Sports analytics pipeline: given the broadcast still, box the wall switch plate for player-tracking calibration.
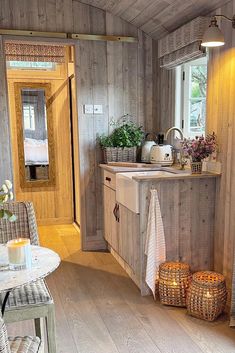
[94,105,103,114]
[84,104,93,114]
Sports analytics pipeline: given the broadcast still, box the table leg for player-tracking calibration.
[1,291,10,316]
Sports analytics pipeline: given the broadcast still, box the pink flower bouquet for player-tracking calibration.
[182,133,217,162]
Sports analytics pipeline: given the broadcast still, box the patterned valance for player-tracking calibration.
[5,43,65,63]
[158,17,210,69]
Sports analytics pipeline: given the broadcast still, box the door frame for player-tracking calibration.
[1,35,84,245]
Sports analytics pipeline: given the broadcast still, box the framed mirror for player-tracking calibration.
[14,82,55,188]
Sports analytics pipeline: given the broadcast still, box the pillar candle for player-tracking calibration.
[7,238,31,270]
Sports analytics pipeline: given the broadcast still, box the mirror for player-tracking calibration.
[14,82,55,188]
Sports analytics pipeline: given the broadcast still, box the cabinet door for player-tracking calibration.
[118,204,140,273]
[110,189,119,251]
[103,185,118,251]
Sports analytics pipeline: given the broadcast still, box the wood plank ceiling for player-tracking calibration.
[77,0,231,40]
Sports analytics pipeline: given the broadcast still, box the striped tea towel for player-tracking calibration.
[145,189,166,299]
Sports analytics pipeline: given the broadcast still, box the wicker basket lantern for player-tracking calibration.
[158,262,191,307]
[186,271,227,321]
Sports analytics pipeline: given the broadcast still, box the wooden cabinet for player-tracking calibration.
[102,167,218,297]
[102,169,142,290]
[103,185,119,251]
[103,180,140,276]
[118,204,140,274]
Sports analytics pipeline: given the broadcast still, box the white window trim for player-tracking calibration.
[23,103,36,131]
[175,56,208,138]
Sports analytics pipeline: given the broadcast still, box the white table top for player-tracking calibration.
[0,245,60,292]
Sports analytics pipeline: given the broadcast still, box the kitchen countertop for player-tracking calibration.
[99,163,220,181]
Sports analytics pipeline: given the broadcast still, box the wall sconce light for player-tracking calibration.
[201,15,235,47]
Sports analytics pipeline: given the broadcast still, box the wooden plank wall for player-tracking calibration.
[0,0,157,250]
[155,62,176,135]
[79,0,230,40]
[206,0,235,294]
[0,36,12,183]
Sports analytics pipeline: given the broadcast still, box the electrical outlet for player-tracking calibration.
[94,105,103,114]
[83,104,93,114]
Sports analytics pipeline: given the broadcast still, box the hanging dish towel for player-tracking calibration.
[145,189,166,298]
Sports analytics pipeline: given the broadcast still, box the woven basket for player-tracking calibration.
[186,271,227,321]
[191,161,202,174]
[159,262,191,307]
[103,147,137,163]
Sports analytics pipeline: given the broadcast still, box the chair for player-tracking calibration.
[0,201,56,353]
[0,315,41,353]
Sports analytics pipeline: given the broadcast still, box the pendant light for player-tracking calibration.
[201,15,235,48]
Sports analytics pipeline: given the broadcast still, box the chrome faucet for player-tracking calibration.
[165,126,184,141]
[165,127,186,169]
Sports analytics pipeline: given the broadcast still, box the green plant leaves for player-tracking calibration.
[99,121,144,148]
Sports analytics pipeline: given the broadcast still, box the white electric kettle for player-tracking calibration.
[141,133,156,163]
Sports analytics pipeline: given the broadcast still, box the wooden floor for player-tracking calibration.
[7,225,235,353]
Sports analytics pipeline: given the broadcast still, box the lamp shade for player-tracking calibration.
[201,22,225,47]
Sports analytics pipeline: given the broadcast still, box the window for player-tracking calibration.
[7,61,56,70]
[23,103,36,130]
[175,57,208,138]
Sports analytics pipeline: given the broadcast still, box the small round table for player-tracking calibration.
[0,244,60,315]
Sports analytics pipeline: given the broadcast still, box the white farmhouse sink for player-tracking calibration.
[116,170,175,213]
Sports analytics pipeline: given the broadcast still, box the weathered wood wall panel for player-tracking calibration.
[78,0,230,40]
[0,36,12,184]
[206,0,235,298]
[0,0,157,250]
[155,65,176,135]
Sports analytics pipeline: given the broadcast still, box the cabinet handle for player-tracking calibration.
[116,204,120,223]
[113,203,120,222]
[113,204,118,220]
[105,177,111,182]
[113,203,117,220]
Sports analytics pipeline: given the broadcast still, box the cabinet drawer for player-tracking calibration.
[103,170,116,190]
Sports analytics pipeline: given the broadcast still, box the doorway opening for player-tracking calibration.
[5,41,81,231]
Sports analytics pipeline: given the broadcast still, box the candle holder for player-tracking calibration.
[158,261,191,307]
[7,238,32,270]
[186,271,227,321]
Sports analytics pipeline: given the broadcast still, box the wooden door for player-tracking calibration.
[7,65,74,225]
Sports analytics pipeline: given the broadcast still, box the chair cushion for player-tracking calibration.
[0,280,52,310]
[9,336,40,353]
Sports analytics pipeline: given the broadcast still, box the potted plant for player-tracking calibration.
[99,115,144,163]
[182,133,217,174]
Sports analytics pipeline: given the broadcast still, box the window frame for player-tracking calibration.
[175,56,208,138]
[22,102,36,131]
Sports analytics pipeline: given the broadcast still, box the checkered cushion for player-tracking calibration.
[0,280,52,310]
[0,202,39,246]
[9,336,40,353]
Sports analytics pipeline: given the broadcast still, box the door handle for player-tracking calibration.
[106,177,111,182]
